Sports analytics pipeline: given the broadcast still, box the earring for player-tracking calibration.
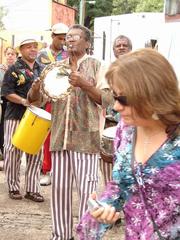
[152,112,159,120]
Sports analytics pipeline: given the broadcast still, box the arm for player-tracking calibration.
[76,181,122,240]
[68,71,102,104]
[5,93,29,106]
[27,78,41,103]
[69,60,112,105]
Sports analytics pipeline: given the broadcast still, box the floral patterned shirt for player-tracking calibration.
[2,58,44,120]
[46,54,113,153]
[77,120,180,239]
[37,46,68,65]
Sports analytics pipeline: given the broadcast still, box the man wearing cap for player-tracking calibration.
[37,22,69,186]
[37,23,68,64]
[1,38,45,202]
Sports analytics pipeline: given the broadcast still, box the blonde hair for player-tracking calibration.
[4,47,18,57]
[106,48,180,135]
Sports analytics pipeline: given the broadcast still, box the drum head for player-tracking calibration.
[28,106,51,121]
[40,62,72,101]
[102,126,117,139]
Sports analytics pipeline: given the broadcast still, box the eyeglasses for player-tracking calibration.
[113,95,128,106]
[66,34,81,41]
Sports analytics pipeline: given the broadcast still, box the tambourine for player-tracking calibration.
[40,62,72,101]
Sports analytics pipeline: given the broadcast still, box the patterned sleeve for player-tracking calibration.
[76,181,121,240]
[76,122,124,239]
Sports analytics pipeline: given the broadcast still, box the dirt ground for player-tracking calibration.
[0,157,125,240]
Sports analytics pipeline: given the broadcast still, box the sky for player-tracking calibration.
[1,0,50,31]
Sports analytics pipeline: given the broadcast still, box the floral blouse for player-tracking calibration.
[77,120,180,240]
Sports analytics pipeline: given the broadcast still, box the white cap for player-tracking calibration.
[16,38,43,52]
[51,23,69,35]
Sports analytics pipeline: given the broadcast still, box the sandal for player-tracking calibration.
[24,192,44,202]
[9,191,22,200]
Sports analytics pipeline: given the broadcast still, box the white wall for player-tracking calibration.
[94,12,180,82]
[94,13,164,63]
[158,22,180,80]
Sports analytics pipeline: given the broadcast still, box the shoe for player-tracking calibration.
[24,192,44,202]
[9,191,22,200]
[40,174,51,186]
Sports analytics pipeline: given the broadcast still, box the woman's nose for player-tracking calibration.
[113,101,124,112]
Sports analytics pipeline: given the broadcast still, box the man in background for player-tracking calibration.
[113,34,132,58]
[100,34,132,185]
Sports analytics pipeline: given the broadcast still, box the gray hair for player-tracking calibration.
[113,35,132,50]
[68,24,92,42]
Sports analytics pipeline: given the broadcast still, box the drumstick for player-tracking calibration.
[70,50,78,72]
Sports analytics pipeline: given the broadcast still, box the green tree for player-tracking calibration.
[67,0,113,29]
[67,0,164,28]
[112,0,164,15]
[85,0,113,28]
[112,0,140,15]
[135,0,164,12]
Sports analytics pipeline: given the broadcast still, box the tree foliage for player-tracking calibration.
[67,0,164,28]
[112,0,139,15]
[67,0,113,29]
[112,0,164,15]
[135,0,164,12]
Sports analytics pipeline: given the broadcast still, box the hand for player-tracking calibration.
[89,193,121,225]
[68,71,88,88]
[31,78,41,92]
[28,78,41,103]
[21,98,30,107]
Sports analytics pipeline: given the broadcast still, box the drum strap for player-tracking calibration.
[46,49,55,63]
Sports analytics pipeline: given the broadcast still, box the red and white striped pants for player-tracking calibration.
[4,120,42,193]
[50,150,99,240]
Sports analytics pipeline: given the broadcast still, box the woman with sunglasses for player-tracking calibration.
[77,48,180,240]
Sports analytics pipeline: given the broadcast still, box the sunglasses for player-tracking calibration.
[113,95,129,106]
[66,34,81,41]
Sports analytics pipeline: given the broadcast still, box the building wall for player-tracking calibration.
[52,1,76,26]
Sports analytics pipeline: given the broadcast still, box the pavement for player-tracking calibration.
[0,157,124,240]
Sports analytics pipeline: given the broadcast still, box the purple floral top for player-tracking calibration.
[77,120,180,239]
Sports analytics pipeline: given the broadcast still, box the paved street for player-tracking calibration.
[0,158,124,240]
